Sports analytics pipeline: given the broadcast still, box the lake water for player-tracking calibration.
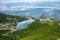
[16,19,34,30]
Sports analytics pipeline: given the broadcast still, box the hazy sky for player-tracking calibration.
[0,0,60,3]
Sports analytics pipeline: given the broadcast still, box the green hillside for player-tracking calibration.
[0,13,60,40]
[9,19,60,40]
[0,13,28,27]
[0,13,28,40]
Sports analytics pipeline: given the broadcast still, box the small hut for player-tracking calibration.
[39,14,47,21]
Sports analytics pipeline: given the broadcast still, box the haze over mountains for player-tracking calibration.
[0,2,60,20]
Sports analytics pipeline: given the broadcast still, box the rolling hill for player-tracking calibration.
[0,13,60,40]
[9,19,60,40]
[0,13,28,27]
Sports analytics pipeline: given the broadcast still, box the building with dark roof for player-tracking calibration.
[40,14,47,19]
[39,14,47,21]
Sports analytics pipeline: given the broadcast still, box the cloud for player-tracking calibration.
[0,6,60,11]
[19,8,27,11]
[0,6,29,11]
[45,8,53,12]
[0,6,8,11]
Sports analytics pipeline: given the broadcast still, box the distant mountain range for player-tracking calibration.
[0,2,60,20]
[0,8,60,20]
